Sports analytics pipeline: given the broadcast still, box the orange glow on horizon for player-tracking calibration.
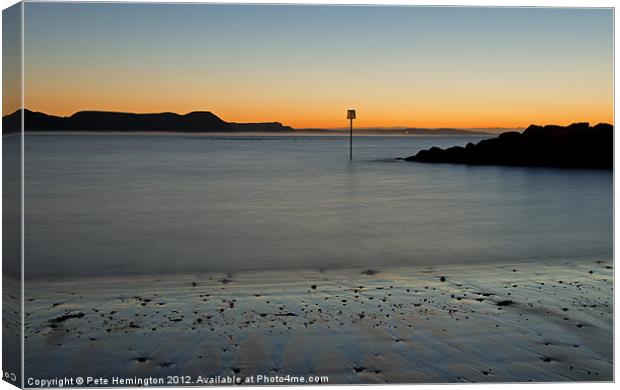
[19,65,613,129]
[14,101,614,130]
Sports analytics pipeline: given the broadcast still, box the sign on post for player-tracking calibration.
[347,109,356,159]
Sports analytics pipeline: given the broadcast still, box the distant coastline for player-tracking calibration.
[293,127,495,136]
[2,109,293,134]
[2,109,498,136]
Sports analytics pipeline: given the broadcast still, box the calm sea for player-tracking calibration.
[22,134,612,278]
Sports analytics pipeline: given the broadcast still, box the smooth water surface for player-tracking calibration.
[24,135,612,278]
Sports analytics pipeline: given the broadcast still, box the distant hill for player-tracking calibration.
[406,122,613,169]
[2,109,507,136]
[2,109,294,134]
[295,127,493,136]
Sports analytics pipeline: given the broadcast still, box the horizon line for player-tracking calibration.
[4,108,612,131]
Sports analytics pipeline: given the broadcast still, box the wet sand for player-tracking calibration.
[22,260,613,384]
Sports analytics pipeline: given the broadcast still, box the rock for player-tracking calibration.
[48,312,85,327]
[405,123,612,169]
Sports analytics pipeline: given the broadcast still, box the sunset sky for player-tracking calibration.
[7,3,615,128]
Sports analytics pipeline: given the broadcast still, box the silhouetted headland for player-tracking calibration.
[3,109,499,136]
[405,122,612,169]
[2,109,294,134]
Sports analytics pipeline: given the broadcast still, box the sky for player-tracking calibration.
[2,3,21,117]
[5,3,614,128]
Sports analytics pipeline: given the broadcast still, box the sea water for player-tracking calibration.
[21,134,612,278]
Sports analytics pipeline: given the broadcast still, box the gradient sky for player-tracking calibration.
[3,3,21,117]
[12,3,614,128]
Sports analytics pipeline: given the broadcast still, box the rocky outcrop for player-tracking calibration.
[405,122,612,169]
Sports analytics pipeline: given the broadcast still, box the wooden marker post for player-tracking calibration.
[347,109,356,160]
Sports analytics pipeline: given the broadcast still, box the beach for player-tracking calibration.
[22,259,612,384]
